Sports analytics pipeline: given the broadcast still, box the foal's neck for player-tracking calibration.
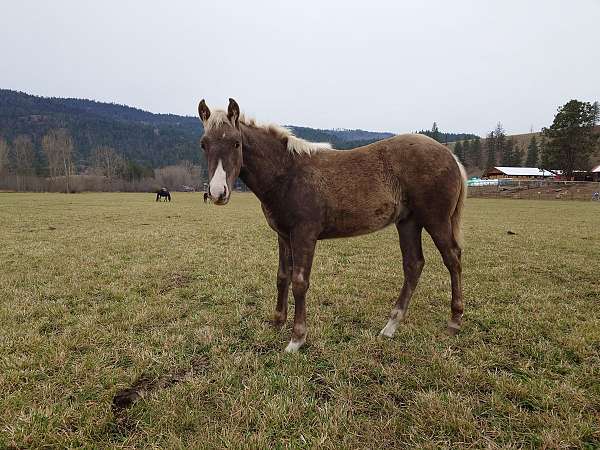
[239,125,295,203]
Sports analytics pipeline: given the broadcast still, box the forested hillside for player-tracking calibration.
[0,89,203,169]
[0,90,401,172]
[1,89,485,166]
[286,126,394,149]
[0,89,486,192]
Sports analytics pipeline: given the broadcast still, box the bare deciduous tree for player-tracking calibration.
[12,135,35,191]
[154,165,192,189]
[42,128,74,192]
[42,131,61,179]
[91,146,125,184]
[0,137,9,176]
[154,161,203,190]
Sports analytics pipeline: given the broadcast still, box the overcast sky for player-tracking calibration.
[1,0,598,136]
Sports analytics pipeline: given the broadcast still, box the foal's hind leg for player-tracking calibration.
[426,221,463,335]
[380,218,424,337]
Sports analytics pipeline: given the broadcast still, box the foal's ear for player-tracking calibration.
[227,98,240,129]
[198,99,211,123]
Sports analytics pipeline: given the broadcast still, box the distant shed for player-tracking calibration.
[482,167,555,180]
[592,165,600,182]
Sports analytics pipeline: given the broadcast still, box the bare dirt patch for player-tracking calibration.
[112,355,209,413]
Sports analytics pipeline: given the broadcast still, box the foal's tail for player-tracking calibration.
[451,155,468,249]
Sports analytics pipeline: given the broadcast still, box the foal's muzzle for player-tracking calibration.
[209,185,229,205]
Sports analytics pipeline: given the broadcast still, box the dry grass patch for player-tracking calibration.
[0,193,599,448]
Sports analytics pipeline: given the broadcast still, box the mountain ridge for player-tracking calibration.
[0,89,405,170]
[0,89,481,173]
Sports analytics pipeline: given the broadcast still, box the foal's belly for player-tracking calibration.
[319,201,406,239]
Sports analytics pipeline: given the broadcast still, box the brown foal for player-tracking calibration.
[199,98,467,352]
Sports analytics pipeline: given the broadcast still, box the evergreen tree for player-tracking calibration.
[494,122,506,164]
[470,137,482,168]
[462,139,471,165]
[485,131,496,168]
[525,135,539,167]
[501,137,514,165]
[431,122,440,142]
[124,160,154,182]
[539,135,550,170]
[514,143,524,166]
[417,125,478,143]
[542,100,599,178]
[454,141,464,163]
[501,136,522,166]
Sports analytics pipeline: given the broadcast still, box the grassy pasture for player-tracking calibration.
[1,192,599,448]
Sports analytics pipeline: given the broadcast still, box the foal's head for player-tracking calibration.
[198,98,243,205]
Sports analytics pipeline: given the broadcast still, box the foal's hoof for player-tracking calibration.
[380,318,400,338]
[284,336,306,353]
[380,327,395,338]
[446,321,461,336]
[270,313,287,329]
[270,319,286,330]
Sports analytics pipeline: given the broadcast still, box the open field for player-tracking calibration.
[1,193,599,448]
[469,181,600,201]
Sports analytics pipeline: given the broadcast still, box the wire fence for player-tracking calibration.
[468,179,600,201]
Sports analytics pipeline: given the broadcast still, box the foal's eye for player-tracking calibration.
[234,141,241,148]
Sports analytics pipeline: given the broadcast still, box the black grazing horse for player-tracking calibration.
[156,188,171,202]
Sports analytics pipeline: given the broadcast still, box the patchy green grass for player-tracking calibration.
[1,192,599,448]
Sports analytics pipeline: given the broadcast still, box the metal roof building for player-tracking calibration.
[482,167,555,179]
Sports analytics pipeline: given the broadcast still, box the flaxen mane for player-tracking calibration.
[203,109,332,155]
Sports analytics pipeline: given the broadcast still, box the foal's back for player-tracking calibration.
[300,134,462,238]
[312,134,458,186]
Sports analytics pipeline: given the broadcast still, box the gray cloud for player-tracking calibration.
[1,0,598,135]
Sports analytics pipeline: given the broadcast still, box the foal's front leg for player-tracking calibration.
[273,236,292,328]
[285,230,317,353]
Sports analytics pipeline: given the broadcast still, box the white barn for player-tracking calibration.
[482,167,555,180]
[592,165,600,182]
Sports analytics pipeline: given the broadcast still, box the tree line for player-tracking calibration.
[418,123,478,144]
[0,89,205,170]
[450,99,599,178]
[0,128,206,192]
[2,92,597,190]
